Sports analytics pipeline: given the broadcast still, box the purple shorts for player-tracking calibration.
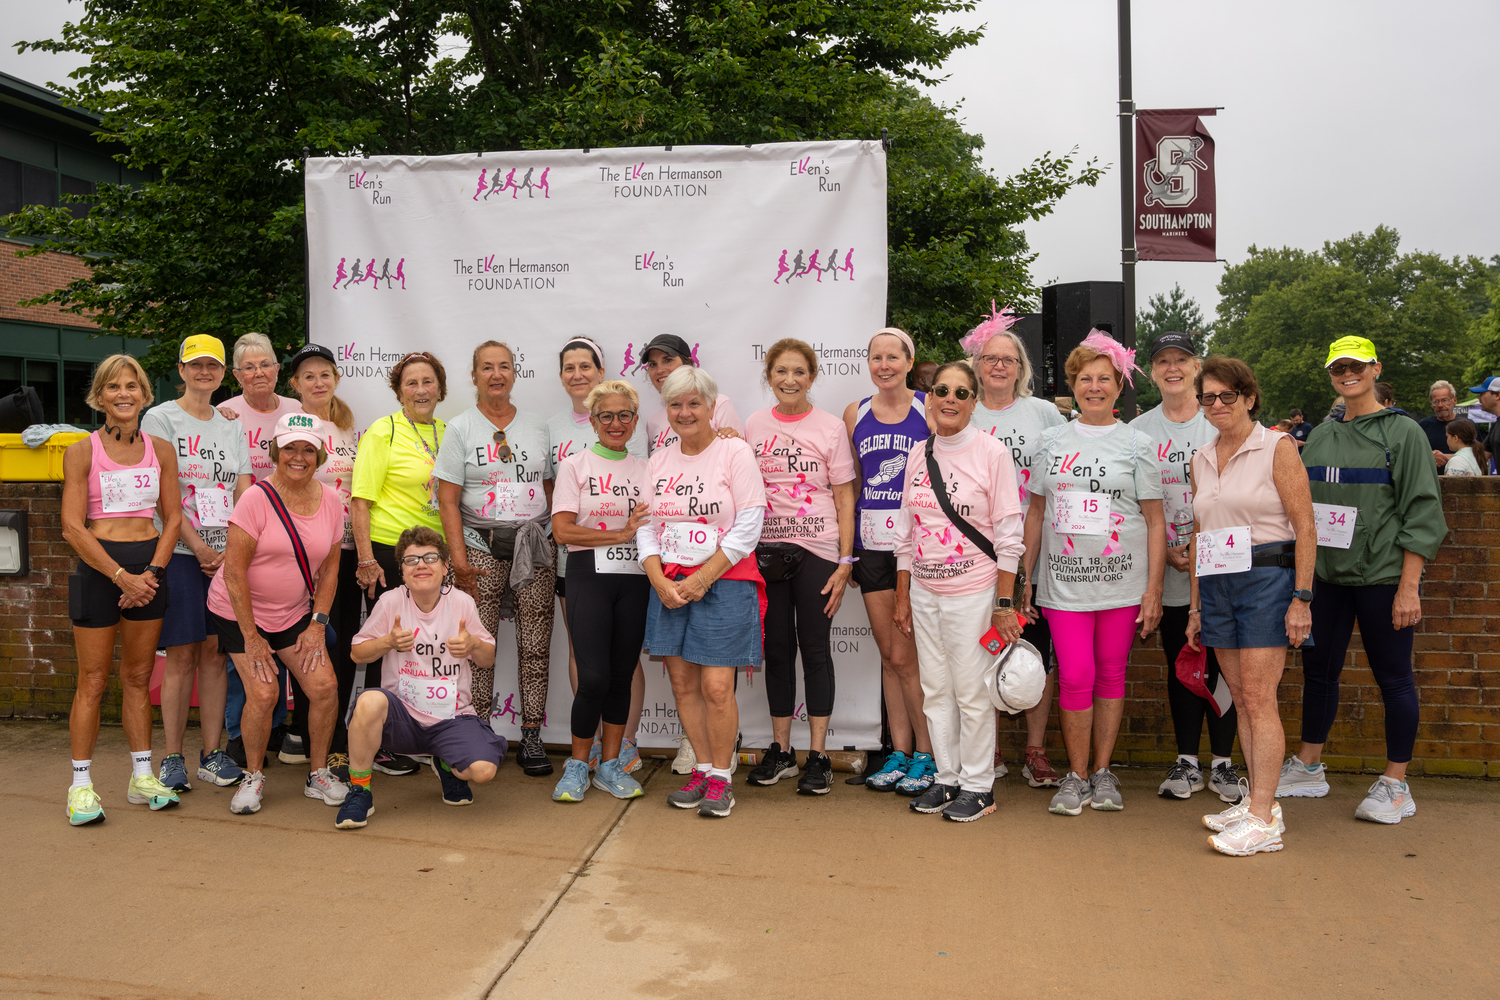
[369,689,509,772]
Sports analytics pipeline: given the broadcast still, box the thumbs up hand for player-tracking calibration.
[387,614,415,653]
[447,618,476,659]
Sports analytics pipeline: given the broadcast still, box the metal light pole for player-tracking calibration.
[1117,0,1137,415]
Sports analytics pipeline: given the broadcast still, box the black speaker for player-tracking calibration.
[0,386,43,433]
[1011,313,1046,397]
[1042,281,1129,411]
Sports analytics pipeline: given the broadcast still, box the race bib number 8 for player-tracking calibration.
[1053,489,1110,535]
[196,485,234,527]
[1195,525,1252,577]
[99,468,160,514]
[660,522,718,565]
[859,510,898,551]
[596,541,645,575]
[1313,503,1358,549]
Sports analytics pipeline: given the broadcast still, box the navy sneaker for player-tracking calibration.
[159,752,192,793]
[197,748,244,787]
[336,785,373,829]
[432,758,473,806]
[908,782,959,814]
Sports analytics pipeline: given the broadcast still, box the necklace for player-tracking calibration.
[404,412,441,462]
[103,424,140,444]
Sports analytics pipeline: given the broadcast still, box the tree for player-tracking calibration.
[1131,283,1212,411]
[6,0,1100,377]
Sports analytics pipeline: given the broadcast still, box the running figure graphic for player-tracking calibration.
[536,167,550,198]
[619,343,636,377]
[823,249,840,282]
[361,259,376,284]
[773,250,790,284]
[374,258,392,290]
[495,693,520,725]
[798,248,823,282]
[395,258,406,289]
[518,167,536,198]
[472,169,488,201]
[840,248,855,281]
[333,258,347,288]
[342,258,362,288]
[786,250,805,284]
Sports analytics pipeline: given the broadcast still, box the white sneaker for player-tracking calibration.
[305,767,349,805]
[671,734,697,775]
[1204,798,1284,834]
[1274,756,1330,798]
[1208,813,1285,856]
[231,770,266,814]
[1354,777,1416,824]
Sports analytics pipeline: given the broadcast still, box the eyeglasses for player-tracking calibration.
[931,384,974,400]
[1327,361,1369,377]
[492,429,513,462]
[977,355,1020,370]
[400,553,444,566]
[236,362,278,375]
[1197,391,1242,406]
[595,410,637,425]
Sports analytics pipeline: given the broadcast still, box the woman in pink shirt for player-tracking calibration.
[893,361,1026,822]
[639,366,766,819]
[216,332,304,482]
[743,339,858,796]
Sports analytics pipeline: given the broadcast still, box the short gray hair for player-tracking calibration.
[660,365,719,410]
[232,332,277,369]
[1430,380,1456,399]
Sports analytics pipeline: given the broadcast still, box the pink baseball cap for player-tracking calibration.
[273,411,326,449]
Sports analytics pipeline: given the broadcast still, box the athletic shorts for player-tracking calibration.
[69,538,169,628]
[159,551,216,647]
[1199,542,1308,650]
[851,548,897,593]
[368,688,509,772]
[211,609,313,654]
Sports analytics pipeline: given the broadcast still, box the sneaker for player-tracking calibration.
[668,770,710,809]
[278,732,310,765]
[159,752,192,792]
[1275,756,1330,798]
[1204,797,1285,835]
[1354,777,1416,824]
[593,758,645,800]
[1048,771,1091,816]
[231,770,266,814]
[67,784,105,826]
[895,752,937,797]
[267,725,286,756]
[226,735,247,769]
[1209,813,1285,856]
[797,751,833,796]
[373,749,422,776]
[198,748,244,787]
[433,758,474,806]
[587,736,603,772]
[731,732,743,775]
[697,776,734,818]
[518,731,554,777]
[618,737,643,774]
[304,767,349,805]
[1158,760,1205,800]
[865,750,910,792]
[335,784,373,829]
[127,773,181,810]
[671,734,697,774]
[1022,747,1061,788]
[908,782,959,814]
[1090,768,1124,811]
[747,743,798,786]
[993,745,1008,779]
[553,758,590,802]
[326,752,351,784]
[943,789,997,822]
[1209,761,1243,803]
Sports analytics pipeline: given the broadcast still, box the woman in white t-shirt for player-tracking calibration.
[1443,419,1486,476]
[1021,331,1165,817]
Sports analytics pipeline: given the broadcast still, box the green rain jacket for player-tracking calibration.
[1301,407,1446,586]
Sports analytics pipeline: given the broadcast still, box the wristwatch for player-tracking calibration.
[993,597,1014,611]
[145,564,165,578]
[1294,589,1314,603]
[311,611,331,626]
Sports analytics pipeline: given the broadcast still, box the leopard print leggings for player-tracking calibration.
[465,543,556,726]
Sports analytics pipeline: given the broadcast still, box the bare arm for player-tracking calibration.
[1138,497,1166,637]
[60,439,116,576]
[1019,491,1047,617]
[352,497,384,596]
[821,479,857,616]
[150,436,183,571]
[551,508,646,548]
[1272,435,1315,647]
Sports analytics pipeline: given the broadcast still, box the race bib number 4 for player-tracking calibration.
[859,510,898,551]
[99,468,160,514]
[1196,525,1252,577]
[660,522,718,565]
[1053,489,1110,535]
[596,541,645,575]
[1313,503,1358,549]
[398,669,458,720]
[196,485,234,527]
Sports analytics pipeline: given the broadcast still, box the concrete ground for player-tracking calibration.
[3,721,1496,1000]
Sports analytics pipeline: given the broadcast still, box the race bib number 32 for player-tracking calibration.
[1312,503,1357,549]
[99,468,160,514]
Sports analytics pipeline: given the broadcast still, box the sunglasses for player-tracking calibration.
[492,430,513,462]
[1327,361,1370,376]
[400,552,444,566]
[595,410,637,425]
[931,384,974,400]
[1197,391,1242,406]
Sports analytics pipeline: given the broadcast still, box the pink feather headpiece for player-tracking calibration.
[1079,328,1144,387]
[959,302,1020,357]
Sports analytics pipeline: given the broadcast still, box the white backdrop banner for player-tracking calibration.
[306,141,888,750]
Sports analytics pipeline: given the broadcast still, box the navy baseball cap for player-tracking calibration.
[1149,332,1195,359]
[1469,377,1500,394]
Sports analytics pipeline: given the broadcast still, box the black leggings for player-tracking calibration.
[764,551,838,719]
[1159,604,1238,758]
[565,550,650,740]
[1300,580,1418,764]
[291,548,360,754]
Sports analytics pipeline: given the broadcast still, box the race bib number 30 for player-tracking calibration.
[1313,503,1358,549]
[660,522,718,565]
[196,485,234,526]
[99,468,160,514]
[596,541,645,575]
[1053,489,1110,535]
[1196,525,1252,577]
[859,510,898,551]
[398,670,458,720]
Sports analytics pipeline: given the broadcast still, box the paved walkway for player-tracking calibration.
[3,721,1496,999]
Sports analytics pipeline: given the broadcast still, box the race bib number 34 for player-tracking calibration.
[1053,489,1110,535]
[1313,503,1358,549]
[660,522,717,565]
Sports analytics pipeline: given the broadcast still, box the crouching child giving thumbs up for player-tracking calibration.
[340,527,504,829]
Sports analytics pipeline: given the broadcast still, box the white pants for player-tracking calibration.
[910,582,996,793]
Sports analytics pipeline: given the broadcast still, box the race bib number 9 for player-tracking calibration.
[1053,489,1110,535]
[596,541,645,575]
[1313,503,1358,549]
[1195,525,1252,577]
[99,468,160,514]
[494,482,546,518]
[859,510,898,551]
[660,522,718,565]
[196,485,234,527]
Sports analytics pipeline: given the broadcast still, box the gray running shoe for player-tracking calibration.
[1158,760,1204,800]
[1275,756,1330,798]
[1048,771,1091,816]
[1089,768,1124,811]
[159,752,192,793]
[697,776,734,818]
[667,770,710,809]
[1209,760,1243,803]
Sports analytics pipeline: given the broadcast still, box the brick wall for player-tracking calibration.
[5,478,1499,776]
[0,237,98,327]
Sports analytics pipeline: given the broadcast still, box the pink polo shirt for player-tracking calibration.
[745,406,857,564]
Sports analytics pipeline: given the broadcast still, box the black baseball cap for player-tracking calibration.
[1149,332,1195,359]
[286,342,337,373]
[641,334,693,364]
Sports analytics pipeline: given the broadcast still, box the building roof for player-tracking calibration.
[0,69,102,134]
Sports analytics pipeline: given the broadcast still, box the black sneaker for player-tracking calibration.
[278,732,310,765]
[517,729,554,777]
[326,752,350,784]
[373,749,421,776]
[908,782,959,814]
[942,789,996,822]
[431,758,474,806]
[267,725,286,756]
[796,751,833,796]
[746,743,799,786]
[226,735,247,769]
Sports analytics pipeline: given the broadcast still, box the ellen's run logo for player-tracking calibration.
[333,257,406,290]
[472,166,552,201]
[774,248,854,284]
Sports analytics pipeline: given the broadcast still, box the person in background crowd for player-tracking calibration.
[340,527,504,829]
[1185,357,1315,857]
[911,360,938,394]
[893,360,1025,822]
[1274,419,1293,433]
[436,341,556,777]
[217,332,303,482]
[1022,331,1165,817]
[639,366,766,819]
[207,412,348,815]
[1287,408,1311,450]
[548,338,648,776]
[61,355,184,824]
[1374,382,1414,420]
[962,304,1066,788]
[1129,333,1241,803]
[549,381,651,803]
[1419,381,1458,471]
[1443,418,1486,477]
[1280,336,1446,824]
[142,336,251,793]
[1467,376,1500,472]
[285,343,362,781]
[744,340,858,797]
[351,351,448,777]
[843,328,936,796]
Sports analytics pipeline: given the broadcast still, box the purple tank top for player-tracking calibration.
[852,392,928,514]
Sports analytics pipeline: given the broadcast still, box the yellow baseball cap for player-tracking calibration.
[179,334,225,364]
[1324,336,1377,367]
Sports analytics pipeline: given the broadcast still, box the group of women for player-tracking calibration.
[60,320,1445,854]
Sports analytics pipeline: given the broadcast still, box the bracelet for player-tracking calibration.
[1188,609,1201,615]
[838,556,859,565]
[696,570,710,592]
[357,559,378,568]
[111,567,125,583]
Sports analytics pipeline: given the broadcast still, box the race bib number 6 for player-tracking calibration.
[660,522,718,565]
[859,510,898,551]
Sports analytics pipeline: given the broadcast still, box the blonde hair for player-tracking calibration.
[586,380,640,413]
[86,354,154,411]
[290,355,355,431]
[232,332,277,369]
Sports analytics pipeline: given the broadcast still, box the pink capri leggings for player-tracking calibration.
[1042,605,1140,711]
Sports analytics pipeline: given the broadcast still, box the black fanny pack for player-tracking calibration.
[486,525,519,562]
[1249,540,1297,568]
[756,542,806,583]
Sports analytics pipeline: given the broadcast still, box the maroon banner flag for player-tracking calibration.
[1135,108,1216,262]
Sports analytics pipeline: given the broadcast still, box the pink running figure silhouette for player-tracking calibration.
[690,343,701,366]
[1100,512,1127,557]
[333,258,347,288]
[840,248,855,280]
[356,259,375,284]
[773,250,790,284]
[537,167,550,198]
[619,343,635,377]
[501,168,519,199]
[472,169,487,201]
[798,249,823,282]
[496,693,519,724]
[395,258,406,289]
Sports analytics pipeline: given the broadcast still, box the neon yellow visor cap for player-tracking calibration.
[179,334,225,364]
[1324,336,1377,367]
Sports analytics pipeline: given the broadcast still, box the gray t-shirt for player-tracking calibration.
[433,406,551,550]
[1129,404,1215,607]
[971,395,1067,510]
[142,400,253,557]
[1029,420,1163,612]
[546,406,647,479]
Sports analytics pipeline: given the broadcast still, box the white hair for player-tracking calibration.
[1429,380,1456,398]
[974,329,1038,401]
[232,332,277,369]
[660,365,719,410]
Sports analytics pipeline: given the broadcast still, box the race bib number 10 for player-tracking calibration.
[1313,503,1358,549]
[660,522,718,565]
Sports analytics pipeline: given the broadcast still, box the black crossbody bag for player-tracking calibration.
[257,481,337,645]
[924,437,996,563]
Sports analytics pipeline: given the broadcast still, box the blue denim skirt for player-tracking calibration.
[1199,542,1311,649]
[645,577,762,667]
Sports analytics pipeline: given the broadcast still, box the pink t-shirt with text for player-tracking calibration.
[745,406,857,563]
[220,394,304,482]
[552,448,648,552]
[353,586,496,727]
[645,436,764,569]
[645,394,744,454]
[313,420,360,550]
[206,482,344,632]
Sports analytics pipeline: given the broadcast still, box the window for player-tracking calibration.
[0,158,19,215]
[60,175,95,219]
[64,360,100,426]
[26,359,58,421]
[20,164,55,208]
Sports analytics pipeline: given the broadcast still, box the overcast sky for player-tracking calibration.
[6,0,1498,322]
